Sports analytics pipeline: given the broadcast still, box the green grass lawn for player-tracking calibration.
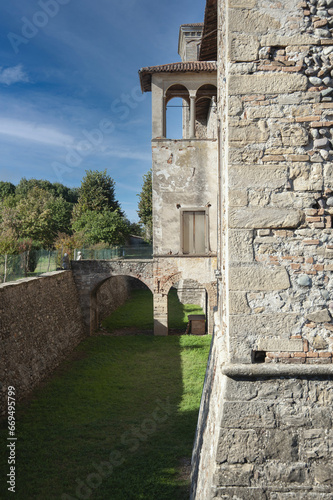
[0,335,211,500]
[102,289,204,332]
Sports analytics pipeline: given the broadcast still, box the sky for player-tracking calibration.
[0,0,205,222]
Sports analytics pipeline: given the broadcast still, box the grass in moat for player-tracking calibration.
[0,292,211,500]
[102,288,204,332]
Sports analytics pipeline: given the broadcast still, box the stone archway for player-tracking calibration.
[71,260,154,334]
[90,275,153,335]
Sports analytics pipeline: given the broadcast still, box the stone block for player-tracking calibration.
[229,207,303,229]
[280,124,309,147]
[217,463,254,486]
[257,338,303,352]
[217,429,260,464]
[229,34,259,62]
[263,429,300,461]
[229,230,254,263]
[260,34,316,47]
[276,402,309,428]
[302,429,329,460]
[229,74,308,95]
[312,463,333,485]
[221,401,276,428]
[229,189,248,207]
[292,163,323,192]
[214,488,267,499]
[229,266,291,291]
[229,120,269,146]
[224,378,259,402]
[324,164,333,187]
[229,9,280,34]
[229,0,256,7]
[306,309,331,323]
[229,164,288,189]
[230,313,298,337]
[229,292,250,314]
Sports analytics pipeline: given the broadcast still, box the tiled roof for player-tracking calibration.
[139,61,217,92]
[180,23,204,27]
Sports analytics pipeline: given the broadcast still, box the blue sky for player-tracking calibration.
[0,0,204,221]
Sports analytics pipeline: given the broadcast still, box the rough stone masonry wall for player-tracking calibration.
[192,0,333,498]
[0,271,85,419]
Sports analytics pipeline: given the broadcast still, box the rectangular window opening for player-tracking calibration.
[182,210,207,255]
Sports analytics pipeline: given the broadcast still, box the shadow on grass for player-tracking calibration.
[0,334,211,500]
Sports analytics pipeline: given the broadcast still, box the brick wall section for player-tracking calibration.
[0,271,85,419]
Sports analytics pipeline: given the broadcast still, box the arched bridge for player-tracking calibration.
[71,259,153,334]
[71,257,217,336]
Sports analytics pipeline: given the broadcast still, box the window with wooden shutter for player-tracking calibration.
[182,210,207,254]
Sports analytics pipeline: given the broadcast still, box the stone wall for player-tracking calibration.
[175,278,206,309]
[192,0,333,498]
[0,271,85,419]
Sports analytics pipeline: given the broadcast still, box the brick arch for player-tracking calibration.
[159,272,182,295]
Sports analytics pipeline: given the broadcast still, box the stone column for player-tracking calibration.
[153,293,168,336]
[189,94,196,139]
[151,76,165,139]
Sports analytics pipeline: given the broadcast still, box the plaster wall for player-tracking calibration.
[152,139,218,256]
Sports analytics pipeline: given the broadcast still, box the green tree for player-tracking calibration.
[72,209,130,246]
[16,178,54,197]
[137,169,152,241]
[13,187,73,247]
[0,181,15,200]
[73,169,122,221]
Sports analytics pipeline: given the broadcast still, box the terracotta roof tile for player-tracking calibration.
[180,23,204,27]
[139,61,217,92]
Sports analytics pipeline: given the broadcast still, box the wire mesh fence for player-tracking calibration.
[0,245,153,284]
[77,245,153,261]
[0,250,58,284]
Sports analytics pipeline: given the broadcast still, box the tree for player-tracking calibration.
[72,169,123,221]
[72,209,130,246]
[137,169,152,241]
[0,181,15,200]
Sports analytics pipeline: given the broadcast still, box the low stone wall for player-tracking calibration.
[0,271,85,419]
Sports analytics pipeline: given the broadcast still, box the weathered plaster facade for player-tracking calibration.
[137,25,219,337]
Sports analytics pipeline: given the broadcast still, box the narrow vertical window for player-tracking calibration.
[182,210,207,254]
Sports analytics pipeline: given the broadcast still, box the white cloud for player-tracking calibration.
[0,118,74,147]
[0,65,29,86]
